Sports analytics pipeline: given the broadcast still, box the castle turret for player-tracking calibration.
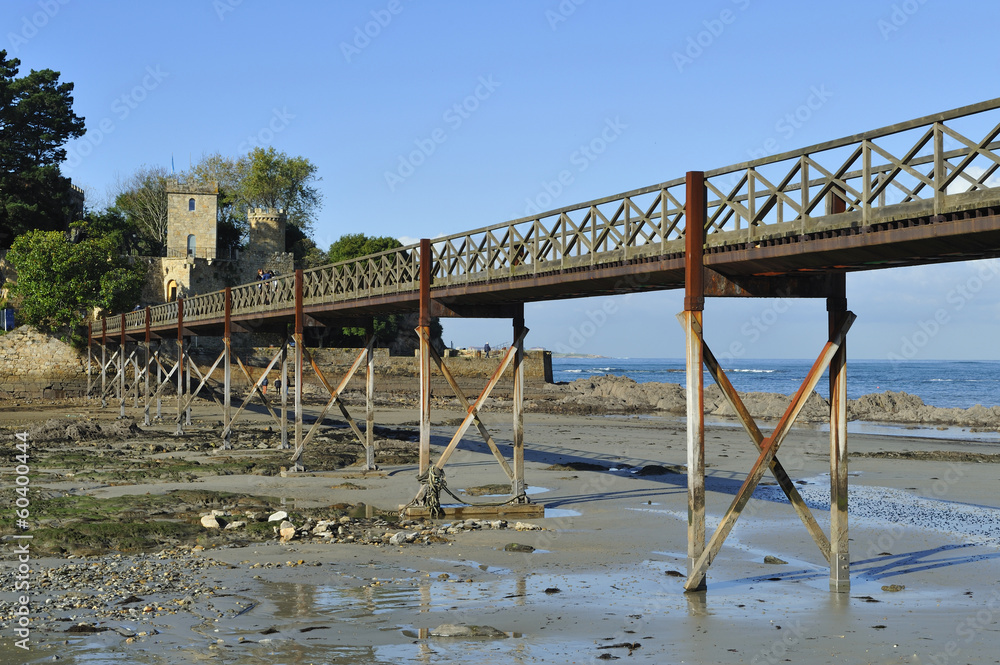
[248,207,286,256]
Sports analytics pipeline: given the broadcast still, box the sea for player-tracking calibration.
[552,357,1000,410]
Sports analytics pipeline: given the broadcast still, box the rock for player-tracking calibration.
[764,555,788,565]
[268,511,288,522]
[279,526,296,542]
[224,520,246,530]
[514,522,542,531]
[504,543,535,553]
[389,532,406,546]
[429,623,508,639]
[200,515,223,529]
[881,584,905,592]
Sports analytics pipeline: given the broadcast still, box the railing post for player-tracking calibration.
[934,122,945,216]
[684,170,707,592]
[862,140,872,226]
[418,238,432,476]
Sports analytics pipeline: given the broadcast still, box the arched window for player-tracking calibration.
[187,234,196,257]
[166,280,178,302]
[188,198,196,211]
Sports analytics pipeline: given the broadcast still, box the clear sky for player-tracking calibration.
[4,0,999,359]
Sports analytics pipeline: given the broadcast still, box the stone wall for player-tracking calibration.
[165,181,218,260]
[0,327,88,398]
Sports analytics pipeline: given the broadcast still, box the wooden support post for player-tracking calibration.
[223,288,232,449]
[829,274,850,592]
[418,238,432,475]
[143,309,151,425]
[101,318,107,409]
[512,306,526,500]
[365,318,376,470]
[175,298,184,436]
[280,334,289,450]
[684,170,707,592]
[292,270,304,472]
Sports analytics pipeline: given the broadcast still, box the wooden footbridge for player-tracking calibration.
[89,98,1000,593]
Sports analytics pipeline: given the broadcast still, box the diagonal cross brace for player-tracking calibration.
[179,348,227,415]
[220,347,285,440]
[432,326,528,472]
[418,327,514,481]
[684,312,856,591]
[296,337,375,457]
[679,313,831,563]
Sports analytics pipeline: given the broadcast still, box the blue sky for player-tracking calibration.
[4,0,999,359]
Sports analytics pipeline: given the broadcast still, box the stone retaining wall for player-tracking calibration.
[0,327,88,398]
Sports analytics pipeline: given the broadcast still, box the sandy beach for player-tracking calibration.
[2,391,1000,664]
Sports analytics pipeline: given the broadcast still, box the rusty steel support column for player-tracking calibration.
[223,288,232,449]
[143,308,151,425]
[365,318,376,470]
[86,322,93,399]
[175,298,185,436]
[418,238,432,475]
[512,306,526,500]
[101,318,108,409]
[684,170,707,591]
[291,270,305,471]
[280,332,289,450]
[119,313,128,417]
[156,341,163,420]
[829,190,850,592]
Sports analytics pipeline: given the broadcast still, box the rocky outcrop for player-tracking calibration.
[546,375,1000,427]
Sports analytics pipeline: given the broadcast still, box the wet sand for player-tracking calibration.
[2,400,1000,664]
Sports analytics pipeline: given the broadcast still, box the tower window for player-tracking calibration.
[187,234,196,257]
[188,198,196,211]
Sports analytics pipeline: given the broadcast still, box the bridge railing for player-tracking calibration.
[104,98,1000,336]
[702,98,1000,241]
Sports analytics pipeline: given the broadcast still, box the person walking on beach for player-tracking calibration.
[261,375,268,395]
[484,342,491,358]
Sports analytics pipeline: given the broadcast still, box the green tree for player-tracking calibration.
[0,50,85,245]
[324,234,443,348]
[6,223,145,332]
[242,146,321,232]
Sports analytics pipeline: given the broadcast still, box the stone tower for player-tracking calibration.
[166,180,218,259]
[248,207,286,255]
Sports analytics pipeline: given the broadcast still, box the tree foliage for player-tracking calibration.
[0,50,85,245]
[111,147,322,255]
[110,164,168,254]
[6,221,145,331]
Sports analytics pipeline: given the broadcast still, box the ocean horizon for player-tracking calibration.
[551,357,1000,411]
